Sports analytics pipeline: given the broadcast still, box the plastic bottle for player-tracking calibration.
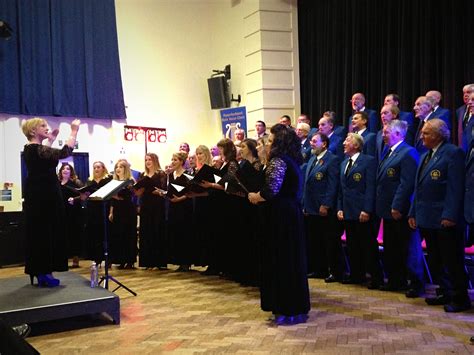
[90,262,99,288]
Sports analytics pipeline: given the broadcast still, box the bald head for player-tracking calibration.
[426,90,442,106]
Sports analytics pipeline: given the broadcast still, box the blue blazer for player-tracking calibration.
[303,151,340,215]
[348,109,379,133]
[376,142,419,219]
[465,143,474,224]
[431,106,451,130]
[328,133,344,160]
[399,111,415,146]
[456,105,474,152]
[333,125,348,140]
[360,130,376,157]
[375,130,387,163]
[301,138,312,163]
[409,142,465,229]
[338,154,376,220]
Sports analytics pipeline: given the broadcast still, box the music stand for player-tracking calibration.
[88,179,137,296]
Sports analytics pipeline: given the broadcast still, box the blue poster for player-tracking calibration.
[220,107,247,140]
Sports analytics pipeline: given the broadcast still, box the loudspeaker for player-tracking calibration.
[207,76,230,109]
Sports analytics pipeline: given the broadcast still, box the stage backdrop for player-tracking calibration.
[298,0,473,131]
[0,0,126,119]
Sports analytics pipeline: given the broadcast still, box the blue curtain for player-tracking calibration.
[0,0,126,119]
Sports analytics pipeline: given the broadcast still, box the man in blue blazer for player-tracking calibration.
[465,140,474,249]
[457,89,474,152]
[408,118,470,312]
[376,105,401,162]
[303,132,342,282]
[352,111,376,158]
[376,120,419,292]
[426,90,451,130]
[347,93,379,133]
[413,96,436,154]
[384,94,415,145]
[318,114,344,160]
[337,133,382,288]
[296,122,312,164]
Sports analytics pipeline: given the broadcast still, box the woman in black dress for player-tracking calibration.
[200,138,240,278]
[22,117,80,287]
[167,152,193,271]
[134,153,167,269]
[58,163,84,268]
[83,161,112,265]
[248,124,310,325]
[189,145,213,267]
[108,159,137,269]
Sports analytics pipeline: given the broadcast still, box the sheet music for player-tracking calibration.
[89,179,127,200]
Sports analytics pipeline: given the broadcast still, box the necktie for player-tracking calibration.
[309,157,318,171]
[463,110,471,129]
[416,120,425,143]
[345,158,353,177]
[419,149,433,176]
[379,148,392,167]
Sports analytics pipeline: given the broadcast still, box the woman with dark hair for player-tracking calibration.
[237,138,265,285]
[58,163,84,268]
[21,117,80,287]
[248,123,310,325]
[134,153,167,270]
[200,138,239,276]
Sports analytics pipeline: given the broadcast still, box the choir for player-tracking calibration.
[52,87,473,319]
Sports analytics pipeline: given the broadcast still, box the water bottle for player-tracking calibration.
[90,262,99,288]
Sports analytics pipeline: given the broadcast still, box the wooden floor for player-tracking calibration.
[1,263,473,354]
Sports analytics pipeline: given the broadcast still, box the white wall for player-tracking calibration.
[0,0,298,211]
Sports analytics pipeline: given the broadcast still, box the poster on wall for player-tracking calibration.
[220,107,247,140]
[123,125,167,154]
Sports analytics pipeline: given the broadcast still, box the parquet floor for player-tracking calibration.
[1,263,473,354]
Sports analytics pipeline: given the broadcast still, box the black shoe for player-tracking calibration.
[342,278,363,285]
[405,288,424,298]
[367,281,382,290]
[470,336,474,344]
[324,275,339,283]
[444,300,471,313]
[425,294,450,306]
[12,324,31,339]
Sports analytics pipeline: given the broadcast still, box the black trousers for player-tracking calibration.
[344,219,383,283]
[305,213,343,278]
[420,226,469,300]
[383,218,410,286]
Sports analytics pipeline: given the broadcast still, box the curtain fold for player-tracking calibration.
[0,0,126,119]
[298,0,473,129]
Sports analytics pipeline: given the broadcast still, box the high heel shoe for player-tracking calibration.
[34,274,60,287]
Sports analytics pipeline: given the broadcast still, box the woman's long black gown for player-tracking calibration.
[167,173,193,266]
[136,171,167,268]
[23,144,73,276]
[259,155,310,317]
[84,176,112,264]
[109,186,137,265]
[60,179,85,259]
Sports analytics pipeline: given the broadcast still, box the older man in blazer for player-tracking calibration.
[352,111,376,157]
[337,133,382,288]
[347,93,379,133]
[376,120,419,292]
[408,118,470,312]
[303,132,342,282]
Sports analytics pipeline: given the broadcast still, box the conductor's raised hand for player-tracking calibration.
[71,119,81,132]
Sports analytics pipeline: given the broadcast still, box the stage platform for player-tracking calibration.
[0,271,120,326]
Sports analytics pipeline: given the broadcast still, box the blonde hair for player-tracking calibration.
[195,145,212,167]
[89,161,109,181]
[22,117,46,140]
[113,159,132,181]
[145,153,162,175]
[172,152,188,165]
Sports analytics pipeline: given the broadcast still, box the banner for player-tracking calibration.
[220,107,247,140]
